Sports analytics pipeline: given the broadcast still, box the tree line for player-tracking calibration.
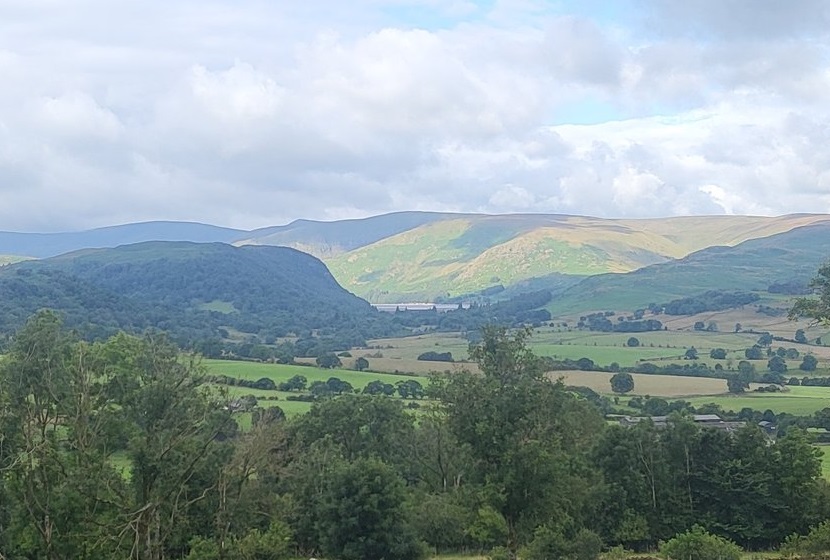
[2,314,830,560]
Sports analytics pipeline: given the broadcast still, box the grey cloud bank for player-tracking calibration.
[1,0,829,232]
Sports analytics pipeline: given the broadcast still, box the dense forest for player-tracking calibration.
[1,312,829,560]
[0,243,558,359]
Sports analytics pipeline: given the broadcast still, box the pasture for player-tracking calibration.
[555,370,728,398]
[203,359,423,388]
[685,385,830,416]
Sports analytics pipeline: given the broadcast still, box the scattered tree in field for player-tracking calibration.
[610,372,635,394]
[727,375,748,394]
[396,379,425,399]
[796,329,808,343]
[694,321,705,331]
[626,337,640,347]
[768,355,788,374]
[278,374,307,391]
[355,356,369,371]
[316,352,342,369]
[734,322,742,332]
[757,333,774,346]
[745,346,764,360]
[363,380,395,396]
[707,321,718,332]
[416,351,453,362]
[710,348,727,360]
[801,354,819,372]
[790,262,830,324]
[685,347,699,360]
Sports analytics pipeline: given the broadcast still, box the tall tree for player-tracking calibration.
[436,326,604,552]
[791,262,830,324]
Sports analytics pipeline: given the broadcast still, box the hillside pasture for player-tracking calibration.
[203,359,422,388]
[555,370,727,397]
[686,385,830,416]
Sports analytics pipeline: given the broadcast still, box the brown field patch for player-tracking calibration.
[553,370,728,398]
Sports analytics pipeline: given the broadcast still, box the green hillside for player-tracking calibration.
[325,213,830,302]
[551,222,830,313]
[0,242,396,343]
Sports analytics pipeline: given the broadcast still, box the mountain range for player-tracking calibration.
[4,212,828,306]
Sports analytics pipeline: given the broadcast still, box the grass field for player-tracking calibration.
[555,370,728,398]
[203,359,425,388]
[686,385,830,415]
[819,446,830,480]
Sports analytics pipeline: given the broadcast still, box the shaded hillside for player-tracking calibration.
[551,223,830,313]
[235,211,451,257]
[0,221,243,258]
[326,213,830,302]
[0,242,394,344]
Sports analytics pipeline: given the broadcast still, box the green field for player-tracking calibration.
[819,446,830,480]
[686,385,830,415]
[203,359,424,388]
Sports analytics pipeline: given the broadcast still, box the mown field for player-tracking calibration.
[685,385,830,416]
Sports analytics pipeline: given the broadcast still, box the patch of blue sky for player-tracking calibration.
[380,0,495,30]
[550,0,640,25]
[550,96,623,125]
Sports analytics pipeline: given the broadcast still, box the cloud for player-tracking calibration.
[0,0,828,231]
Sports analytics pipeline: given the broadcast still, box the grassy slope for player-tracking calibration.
[326,214,830,302]
[551,222,830,313]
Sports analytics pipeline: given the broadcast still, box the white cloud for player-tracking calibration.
[0,0,828,231]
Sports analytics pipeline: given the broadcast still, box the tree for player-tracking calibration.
[685,347,699,360]
[436,326,604,552]
[745,346,764,360]
[796,329,808,344]
[627,337,640,347]
[610,372,635,394]
[355,356,369,371]
[316,353,342,369]
[362,380,395,396]
[790,262,830,324]
[768,356,788,374]
[709,348,727,360]
[694,321,705,331]
[757,333,774,346]
[801,354,819,372]
[734,323,742,333]
[278,374,307,391]
[317,458,426,560]
[396,379,425,399]
[727,375,748,394]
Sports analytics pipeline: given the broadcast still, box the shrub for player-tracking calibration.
[782,520,830,557]
[659,526,741,560]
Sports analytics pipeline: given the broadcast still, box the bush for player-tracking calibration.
[417,351,453,362]
[782,520,830,557]
[659,526,741,560]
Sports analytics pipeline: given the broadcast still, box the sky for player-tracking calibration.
[1,0,830,231]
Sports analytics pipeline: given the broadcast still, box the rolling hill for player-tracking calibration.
[323,213,830,302]
[550,222,830,313]
[2,212,829,304]
[0,241,394,343]
[0,221,244,258]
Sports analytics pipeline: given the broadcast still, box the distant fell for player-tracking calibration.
[0,221,244,258]
[324,213,830,302]
[551,222,830,313]
[236,211,452,257]
[1,212,829,304]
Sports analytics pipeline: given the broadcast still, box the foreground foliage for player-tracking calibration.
[1,312,830,560]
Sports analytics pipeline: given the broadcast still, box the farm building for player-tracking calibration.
[618,414,746,432]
